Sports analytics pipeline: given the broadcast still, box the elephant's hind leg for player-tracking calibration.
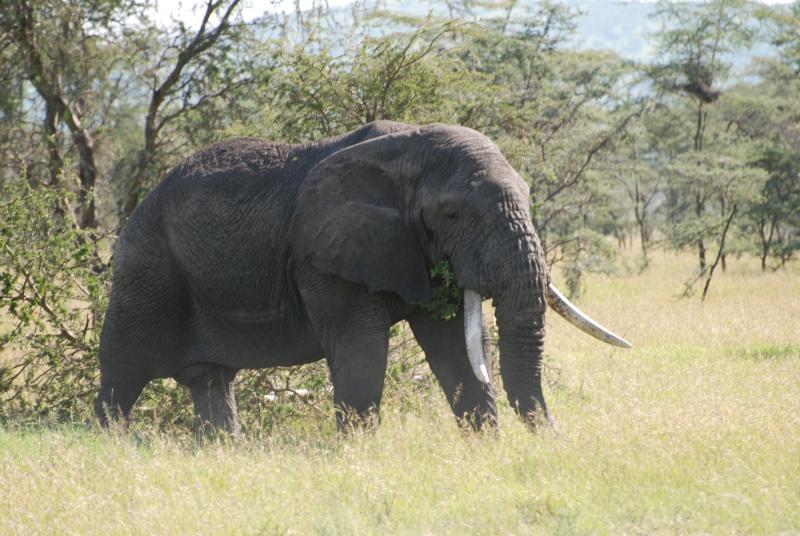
[96,247,190,428]
[177,364,241,437]
[94,378,148,427]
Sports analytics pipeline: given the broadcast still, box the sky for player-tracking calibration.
[154,0,353,26]
[153,0,797,30]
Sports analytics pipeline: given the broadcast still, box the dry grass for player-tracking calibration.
[1,252,798,534]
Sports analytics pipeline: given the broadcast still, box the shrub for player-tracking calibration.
[0,179,109,420]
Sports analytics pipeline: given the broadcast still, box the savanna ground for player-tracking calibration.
[1,251,798,535]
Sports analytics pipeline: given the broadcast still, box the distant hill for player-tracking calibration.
[264,0,780,70]
[379,0,779,68]
[369,0,660,59]
[565,0,660,60]
[566,0,779,68]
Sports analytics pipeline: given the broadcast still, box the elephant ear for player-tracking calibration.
[290,131,432,304]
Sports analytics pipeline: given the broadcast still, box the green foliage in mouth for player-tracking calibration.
[421,259,462,321]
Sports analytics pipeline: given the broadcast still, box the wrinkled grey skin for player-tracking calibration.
[95,121,550,434]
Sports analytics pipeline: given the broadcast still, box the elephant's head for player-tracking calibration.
[291,123,630,428]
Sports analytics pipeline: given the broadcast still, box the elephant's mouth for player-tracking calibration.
[462,284,631,384]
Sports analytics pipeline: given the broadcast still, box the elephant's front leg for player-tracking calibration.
[408,307,497,431]
[297,265,392,431]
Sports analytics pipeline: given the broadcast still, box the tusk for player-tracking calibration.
[464,289,491,384]
[546,283,633,349]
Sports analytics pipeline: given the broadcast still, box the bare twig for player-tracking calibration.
[701,204,738,301]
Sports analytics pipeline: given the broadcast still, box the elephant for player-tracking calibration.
[94,121,630,434]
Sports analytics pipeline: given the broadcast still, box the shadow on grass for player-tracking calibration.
[730,343,800,361]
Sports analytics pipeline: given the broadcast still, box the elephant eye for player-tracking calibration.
[442,208,459,220]
[439,200,460,221]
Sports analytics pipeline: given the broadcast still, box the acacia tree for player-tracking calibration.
[664,147,765,299]
[248,2,638,297]
[649,0,756,274]
[605,122,666,267]
[0,33,30,182]
[728,2,800,270]
[0,0,253,230]
[272,20,464,141]
[722,57,800,270]
[115,0,252,222]
[0,0,145,228]
[749,140,800,270]
[761,0,800,72]
[0,0,265,420]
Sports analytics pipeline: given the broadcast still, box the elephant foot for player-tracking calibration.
[178,364,242,438]
[334,404,382,435]
[94,378,148,429]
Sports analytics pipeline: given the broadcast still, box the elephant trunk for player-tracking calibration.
[494,274,549,428]
[456,211,550,427]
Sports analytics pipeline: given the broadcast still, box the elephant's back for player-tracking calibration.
[166,138,294,183]
[153,137,301,238]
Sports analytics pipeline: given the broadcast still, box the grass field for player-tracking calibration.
[1,252,798,534]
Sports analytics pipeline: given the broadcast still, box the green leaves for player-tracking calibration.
[275,20,466,141]
[420,259,462,321]
[0,179,111,420]
[650,0,756,102]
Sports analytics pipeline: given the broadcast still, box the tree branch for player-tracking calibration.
[701,203,738,301]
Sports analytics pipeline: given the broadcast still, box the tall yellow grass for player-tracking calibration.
[1,252,798,534]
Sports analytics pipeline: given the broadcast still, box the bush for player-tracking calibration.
[0,179,109,420]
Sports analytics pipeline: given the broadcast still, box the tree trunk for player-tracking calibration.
[719,195,727,272]
[759,217,775,272]
[696,192,706,274]
[698,241,706,274]
[694,101,705,152]
[634,178,648,265]
[693,98,709,275]
[73,130,98,229]
[43,98,64,188]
